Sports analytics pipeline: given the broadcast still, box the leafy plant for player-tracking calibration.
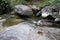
[0,0,11,14]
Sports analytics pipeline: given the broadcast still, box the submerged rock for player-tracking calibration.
[0,22,60,40]
[14,5,33,16]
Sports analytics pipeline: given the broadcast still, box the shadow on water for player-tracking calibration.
[16,13,30,20]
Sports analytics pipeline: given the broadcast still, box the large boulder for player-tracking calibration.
[41,6,52,17]
[14,5,33,16]
[0,22,60,40]
[41,3,60,21]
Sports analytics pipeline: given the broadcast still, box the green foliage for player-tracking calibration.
[0,0,11,14]
[48,0,58,5]
[35,0,60,8]
[4,0,60,9]
[35,0,60,17]
[10,0,29,6]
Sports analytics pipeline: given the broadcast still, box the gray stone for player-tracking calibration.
[14,5,33,16]
[29,5,40,10]
[0,19,6,27]
[29,5,40,16]
[0,22,60,40]
[41,6,52,17]
[41,3,60,21]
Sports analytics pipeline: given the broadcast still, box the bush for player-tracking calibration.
[0,0,12,15]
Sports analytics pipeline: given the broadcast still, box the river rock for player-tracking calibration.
[14,5,33,16]
[41,3,60,21]
[41,6,52,17]
[29,5,40,16]
[0,19,6,28]
[51,3,60,21]
[0,22,60,40]
[29,5,40,10]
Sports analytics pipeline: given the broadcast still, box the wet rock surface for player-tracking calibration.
[0,22,60,40]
